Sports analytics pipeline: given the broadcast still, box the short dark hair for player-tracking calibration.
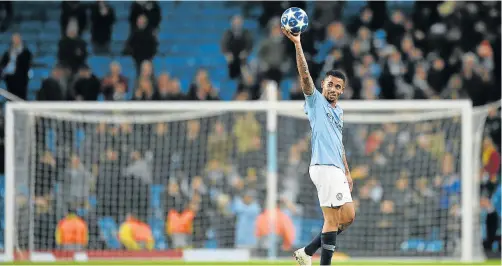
[325,70,347,87]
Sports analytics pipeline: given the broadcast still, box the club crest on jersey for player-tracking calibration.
[326,112,343,130]
[336,193,343,200]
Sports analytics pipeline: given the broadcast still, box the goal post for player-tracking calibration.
[2,92,492,263]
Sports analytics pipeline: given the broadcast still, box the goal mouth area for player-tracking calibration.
[2,99,486,263]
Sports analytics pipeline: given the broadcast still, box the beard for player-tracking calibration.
[325,93,338,103]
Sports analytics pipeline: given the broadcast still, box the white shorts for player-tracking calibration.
[309,165,353,208]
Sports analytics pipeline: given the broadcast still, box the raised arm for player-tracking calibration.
[281,27,315,95]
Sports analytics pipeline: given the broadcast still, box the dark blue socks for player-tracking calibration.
[320,231,337,265]
[304,231,321,256]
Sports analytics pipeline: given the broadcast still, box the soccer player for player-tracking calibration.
[281,27,356,266]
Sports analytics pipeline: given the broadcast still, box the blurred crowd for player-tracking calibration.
[0,0,500,258]
[0,1,499,103]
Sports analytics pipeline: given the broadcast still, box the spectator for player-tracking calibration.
[119,213,154,250]
[412,63,436,99]
[58,20,88,74]
[379,46,412,99]
[153,74,184,100]
[91,1,116,54]
[281,144,308,205]
[384,10,407,48]
[376,200,397,229]
[181,120,203,177]
[289,76,303,100]
[180,176,208,201]
[0,1,13,32]
[62,155,95,210]
[190,193,211,248]
[343,39,364,79]
[485,108,501,150]
[37,65,67,101]
[166,199,195,248]
[70,65,101,101]
[361,77,380,100]
[60,1,87,37]
[95,148,122,221]
[312,1,346,41]
[232,190,260,248]
[356,27,374,55]
[129,0,161,33]
[349,6,374,34]
[391,171,413,209]
[221,15,253,80]
[164,180,186,214]
[0,33,32,100]
[427,55,448,94]
[55,209,88,250]
[125,15,158,76]
[101,61,129,101]
[136,60,156,87]
[204,159,239,200]
[255,200,295,252]
[236,65,260,100]
[34,151,57,200]
[461,53,485,106]
[233,112,262,155]
[34,198,57,250]
[257,18,290,85]
[122,151,152,220]
[481,136,500,194]
[207,120,232,165]
[213,194,236,248]
[480,193,501,252]
[318,48,344,85]
[147,122,170,183]
[440,74,468,100]
[187,69,220,101]
[133,77,155,101]
[317,22,351,59]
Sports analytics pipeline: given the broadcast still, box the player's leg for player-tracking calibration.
[336,202,356,235]
[319,206,339,266]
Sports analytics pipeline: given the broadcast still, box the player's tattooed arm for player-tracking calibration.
[295,43,315,95]
[280,27,314,95]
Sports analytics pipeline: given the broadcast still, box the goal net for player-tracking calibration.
[1,97,495,263]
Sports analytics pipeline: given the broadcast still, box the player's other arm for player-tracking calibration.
[342,145,353,192]
[281,28,315,96]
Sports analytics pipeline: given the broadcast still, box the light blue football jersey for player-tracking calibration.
[304,89,345,173]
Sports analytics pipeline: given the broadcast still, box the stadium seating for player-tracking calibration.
[1,0,498,256]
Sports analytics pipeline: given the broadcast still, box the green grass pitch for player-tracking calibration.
[3,260,501,265]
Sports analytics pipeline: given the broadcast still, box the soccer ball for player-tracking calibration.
[281,7,309,35]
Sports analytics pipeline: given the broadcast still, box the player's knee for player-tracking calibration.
[340,204,356,225]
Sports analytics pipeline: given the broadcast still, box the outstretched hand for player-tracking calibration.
[281,26,301,44]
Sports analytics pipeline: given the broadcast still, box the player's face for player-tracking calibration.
[322,76,344,103]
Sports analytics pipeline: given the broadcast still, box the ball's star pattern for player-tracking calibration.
[281,7,309,35]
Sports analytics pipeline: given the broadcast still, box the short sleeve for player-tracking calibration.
[304,88,321,115]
